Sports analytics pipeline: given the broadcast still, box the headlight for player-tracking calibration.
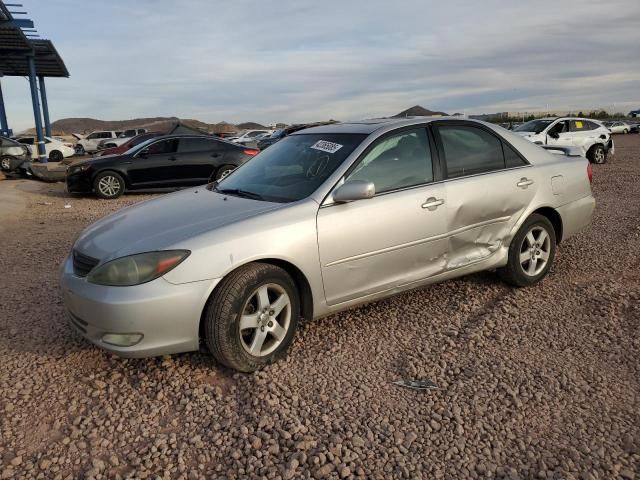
[68,164,90,174]
[87,250,190,286]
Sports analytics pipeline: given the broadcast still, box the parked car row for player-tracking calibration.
[61,117,596,372]
[74,128,148,155]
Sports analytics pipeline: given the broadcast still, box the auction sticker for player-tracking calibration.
[310,140,343,154]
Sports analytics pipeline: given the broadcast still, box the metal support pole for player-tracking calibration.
[0,78,9,135]
[27,56,47,163]
[38,76,52,137]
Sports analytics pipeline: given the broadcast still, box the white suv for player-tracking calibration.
[513,117,613,164]
[75,131,123,154]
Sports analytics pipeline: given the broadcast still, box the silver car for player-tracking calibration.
[61,118,595,372]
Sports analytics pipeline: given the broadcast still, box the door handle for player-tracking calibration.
[517,178,534,189]
[168,156,177,161]
[211,153,220,158]
[422,197,444,210]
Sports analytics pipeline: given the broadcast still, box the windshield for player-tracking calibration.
[213,133,366,203]
[514,120,554,134]
[269,129,284,138]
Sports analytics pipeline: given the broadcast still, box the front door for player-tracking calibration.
[546,120,571,146]
[317,127,448,306]
[128,138,180,188]
[432,123,537,269]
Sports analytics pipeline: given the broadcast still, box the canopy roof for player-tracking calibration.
[0,1,69,77]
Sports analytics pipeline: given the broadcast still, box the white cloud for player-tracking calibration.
[2,0,639,131]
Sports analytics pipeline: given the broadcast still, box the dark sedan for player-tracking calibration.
[66,134,258,199]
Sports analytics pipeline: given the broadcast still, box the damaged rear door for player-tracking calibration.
[317,127,448,306]
[432,122,537,269]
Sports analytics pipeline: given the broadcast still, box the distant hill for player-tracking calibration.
[393,105,449,117]
[24,117,266,136]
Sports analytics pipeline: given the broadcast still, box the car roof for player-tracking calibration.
[293,117,464,135]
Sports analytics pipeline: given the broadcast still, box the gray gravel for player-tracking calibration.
[1,136,639,479]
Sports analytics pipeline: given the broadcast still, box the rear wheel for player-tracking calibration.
[215,164,236,180]
[1,156,14,171]
[623,129,628,134]
[75,144,85,155]
[49,150,63,162]
[499,214,556,287]
[94,171,125,199]
[587,144,606,164]
[204,263,300,372]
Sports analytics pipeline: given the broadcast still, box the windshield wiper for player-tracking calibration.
[215,187,264,201]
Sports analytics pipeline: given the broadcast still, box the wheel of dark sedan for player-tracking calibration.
[498,214,556,288]
[49,150,63,162]
[1,156,13,171]
[588,144,606,164]
[204,263,300,372]
[215,164,236,180]
[94,171,125,199]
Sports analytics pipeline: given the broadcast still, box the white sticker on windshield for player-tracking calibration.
[310,140,343,154]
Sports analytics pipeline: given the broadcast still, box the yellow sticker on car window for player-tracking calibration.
[575,121,583,129]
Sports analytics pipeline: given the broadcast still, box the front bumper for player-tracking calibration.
[61,255,219,357]
[66,171,94,193]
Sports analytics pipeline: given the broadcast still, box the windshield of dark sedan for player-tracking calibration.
[124,137,157,155]
[514,120,554,134]
[215,133,366,203]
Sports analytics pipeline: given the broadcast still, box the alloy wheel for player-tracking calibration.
[239,283,291,357]
[1,157,11,170]
[97,175,121,198]
[519,226,551,276]
[594,148,605,164]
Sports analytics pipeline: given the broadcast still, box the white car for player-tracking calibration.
[16,136,75,162]
[98,128,149,149]
[230,130,271,145]
[605,121,631,134]
[75,131,123,154]
[513,117,613,164]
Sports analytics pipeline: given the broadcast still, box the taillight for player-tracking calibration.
[587,163,593,184]
[243,149,259,156]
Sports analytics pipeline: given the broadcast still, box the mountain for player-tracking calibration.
[24,117,265,136]
[393,105,449,117]
[236,122,268,130]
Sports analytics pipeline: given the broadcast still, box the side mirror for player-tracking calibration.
[333,180,375,203]
[548,131,559,139]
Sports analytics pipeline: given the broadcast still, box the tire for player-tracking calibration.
[75,144,85,155]
[214,164,236,180]
[204,263,300,372]
[49,150,63,162]
[623,129,628,134]
[1,156,14,171]
[587,144,606,164]
[93,171,125,199]
[498,213,557,288]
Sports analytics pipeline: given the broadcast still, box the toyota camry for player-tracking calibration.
[61,117,595,371]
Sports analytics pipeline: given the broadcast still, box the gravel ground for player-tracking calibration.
[0,136,639,480]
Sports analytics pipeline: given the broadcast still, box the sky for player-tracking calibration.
[2,0,640,131]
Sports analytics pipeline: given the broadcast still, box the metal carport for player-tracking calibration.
[0,1,69,162]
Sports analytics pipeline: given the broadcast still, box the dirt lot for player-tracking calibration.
[0,136,639,480]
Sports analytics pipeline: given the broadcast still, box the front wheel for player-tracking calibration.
[1,156,14,171]
[623,129,628,134]
[94,171,125,199]
[75,144,85,155]
[588,144,606,164]
[204,263,300,372]
[498,214,556,287]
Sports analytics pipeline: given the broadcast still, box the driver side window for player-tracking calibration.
[550,121,569,134]
[346,128,433,194]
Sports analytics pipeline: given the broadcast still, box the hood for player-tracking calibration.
[74,187,283,261]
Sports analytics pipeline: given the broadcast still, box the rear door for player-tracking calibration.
[127,138,180,188]
[173,137,223,185]
[432,122,536,270]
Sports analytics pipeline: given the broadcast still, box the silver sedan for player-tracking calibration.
[61,118,595,371]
